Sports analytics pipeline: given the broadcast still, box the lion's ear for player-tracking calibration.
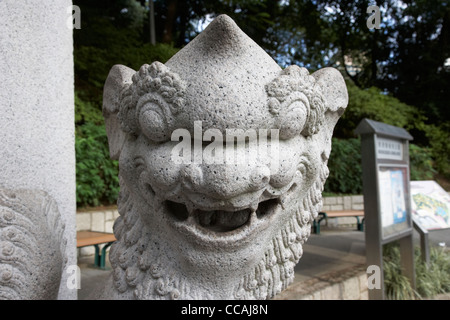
[103,65,135,160]
[312,67,348,115]
[311,68,348,159]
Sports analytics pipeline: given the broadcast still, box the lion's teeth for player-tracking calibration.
[250,202,259,213]
[278,195,287,210]
[186,203,195,215]
[216,210,250,228]
[196,209,251,232]
[198,210,215,226]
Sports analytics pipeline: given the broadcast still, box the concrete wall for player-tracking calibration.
[76,208,119,257]
[0,1,76,299]
[321,195,364,212]
[321,195,365,228]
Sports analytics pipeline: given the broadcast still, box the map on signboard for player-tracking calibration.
[410,180,450,230]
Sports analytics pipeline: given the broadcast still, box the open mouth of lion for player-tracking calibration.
[164,197,281,244]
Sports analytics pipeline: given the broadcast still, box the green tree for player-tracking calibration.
[383,0,450,125]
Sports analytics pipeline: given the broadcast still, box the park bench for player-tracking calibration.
[77,231,116,269]
[313,210,365,234]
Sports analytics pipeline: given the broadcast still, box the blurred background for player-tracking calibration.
[72,0,450,209]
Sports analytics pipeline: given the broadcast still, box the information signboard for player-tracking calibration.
[355,118,415,300]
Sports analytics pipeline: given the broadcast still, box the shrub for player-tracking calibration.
[415,246,450,298]
[422,123,450,179]
[75,91,104,126]
[409,143,437,181]
[325,139,439,195]
[383,243,416,300]
[383,242,450,299]
[335,81,425,139]
[75,122,119,207]
[324,138,363,195]
[335,81,448,182]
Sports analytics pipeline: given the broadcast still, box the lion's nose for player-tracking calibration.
[249,164,271,190]
[181,163,270,200]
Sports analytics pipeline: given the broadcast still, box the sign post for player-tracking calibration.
[355,119,415,300]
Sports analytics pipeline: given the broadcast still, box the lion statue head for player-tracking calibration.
[98,14,348,300]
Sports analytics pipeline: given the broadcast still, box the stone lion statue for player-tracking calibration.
[97,14,348,300]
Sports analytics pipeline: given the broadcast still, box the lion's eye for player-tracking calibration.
[139,102,169,142]
[278,93,309,140]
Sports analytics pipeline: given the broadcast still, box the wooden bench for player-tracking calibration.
[313,210,365,234]
[77,231,116,269]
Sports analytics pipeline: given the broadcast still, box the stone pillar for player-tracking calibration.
[0,1,76,299]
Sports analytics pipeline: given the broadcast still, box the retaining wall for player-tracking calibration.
[274,266,369,300]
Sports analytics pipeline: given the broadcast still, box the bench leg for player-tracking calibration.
[100,242,113,269]
[357,217,365,231]
[93,243,113,269]
[94,244,100,267]
[313,212,327,234]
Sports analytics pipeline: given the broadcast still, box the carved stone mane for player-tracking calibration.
[0,187,67,300]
